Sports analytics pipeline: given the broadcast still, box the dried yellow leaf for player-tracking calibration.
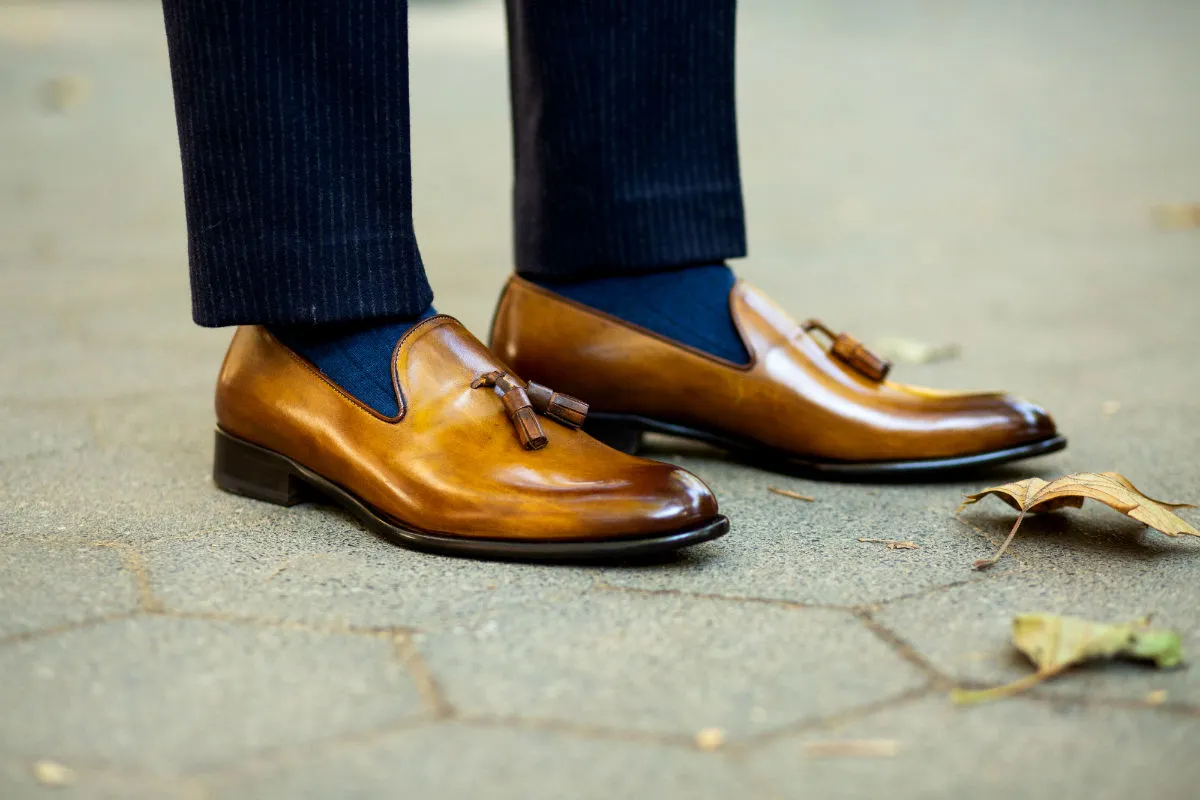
[952,614,1183,705]
[1012,614,1182,671]
[958,472,1197,569]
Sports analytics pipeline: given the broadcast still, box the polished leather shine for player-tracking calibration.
[216,317,719,541]
[490,277,1060,464]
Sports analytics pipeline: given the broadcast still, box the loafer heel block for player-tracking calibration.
[213,427,313,506]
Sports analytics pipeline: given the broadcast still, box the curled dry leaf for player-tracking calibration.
[952,613,1183,705]
[958,472,1198,569]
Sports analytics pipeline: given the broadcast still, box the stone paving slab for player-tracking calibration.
[0,616,425,770]
[139,520,597,632]
[210,724,751,800]
[2,446,254,545]
[746,695,1200,799]
[418,591,927,739]
[1,540,137,640]
[0,760,202,800]
[0,337,214,403]
[0,403,95,462]
[595,465,1038,607]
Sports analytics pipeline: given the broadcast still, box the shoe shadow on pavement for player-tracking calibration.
[636,433,1063,487]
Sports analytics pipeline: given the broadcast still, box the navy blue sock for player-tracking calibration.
[526,264,750,365]
[271,308,436,416]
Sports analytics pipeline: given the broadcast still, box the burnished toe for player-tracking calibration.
[988,395,1056,450]
[1005,395,1059,443]
[660,465,720,528]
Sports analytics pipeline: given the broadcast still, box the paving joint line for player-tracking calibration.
[144,608,420,639]
[93,540,162,612]
[393,633,454,719]
[194,716,439,783]
[864,565,1024,609]
[593,580,852,612]
[454,714,697,750]
[725,684,936,753]
[852,609,955,690]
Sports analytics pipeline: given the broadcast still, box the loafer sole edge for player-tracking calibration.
[586,413,1068,481]
[212,427,729,562]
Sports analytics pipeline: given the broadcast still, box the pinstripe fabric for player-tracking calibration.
[507,0,747,278]
[163,0,746,326]
[162,0,431,327]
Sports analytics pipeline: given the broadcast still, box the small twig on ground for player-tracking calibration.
[768,487,815,502]
[804,740,899,758]
[264,565,289,582]
[951,662,1070,705]
[858,538,919,550]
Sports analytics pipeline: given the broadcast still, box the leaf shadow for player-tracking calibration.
[965,507,1199,563]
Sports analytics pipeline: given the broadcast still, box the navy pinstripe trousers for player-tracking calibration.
[162,1,746,327]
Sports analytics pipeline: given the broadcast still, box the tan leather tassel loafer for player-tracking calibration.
[212,316,727,559]
[490,277,1066,478]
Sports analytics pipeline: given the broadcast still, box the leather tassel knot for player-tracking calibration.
[525,381,588,429]
[471,371,589,450]
[801,319,892,382]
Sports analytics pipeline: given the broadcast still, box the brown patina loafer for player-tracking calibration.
[490,277,1066,478]
[212,316,727,559]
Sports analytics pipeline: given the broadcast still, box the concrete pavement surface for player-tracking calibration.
[2,1,1199,797]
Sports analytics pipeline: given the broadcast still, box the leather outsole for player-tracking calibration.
[585,413,1068,481]
[212,428,729,561]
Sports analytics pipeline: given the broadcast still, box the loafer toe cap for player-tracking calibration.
[1000,394,1059,445]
